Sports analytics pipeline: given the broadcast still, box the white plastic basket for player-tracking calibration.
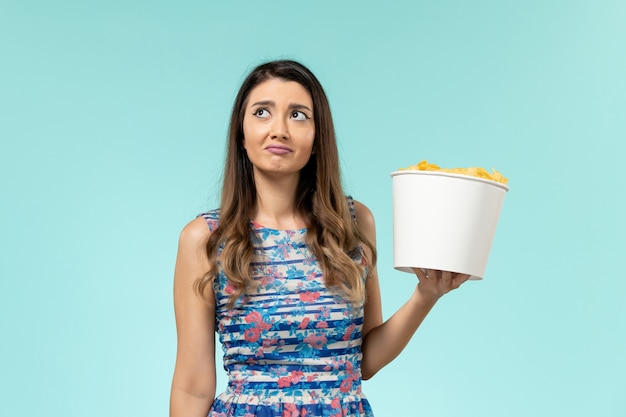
[391,170,509,279]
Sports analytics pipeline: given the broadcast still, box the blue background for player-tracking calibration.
[1,1,624,416]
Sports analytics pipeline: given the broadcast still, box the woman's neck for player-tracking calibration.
[252,173,306,230]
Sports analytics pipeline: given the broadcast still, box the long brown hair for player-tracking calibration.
[195,59,376,306]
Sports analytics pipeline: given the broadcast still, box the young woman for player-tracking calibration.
[169,60,469,417]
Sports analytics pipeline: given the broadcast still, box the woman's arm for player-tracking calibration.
[170,217,217,417]
[354,201,469,380]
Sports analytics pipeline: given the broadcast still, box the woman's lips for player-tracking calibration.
[266,145,291,155]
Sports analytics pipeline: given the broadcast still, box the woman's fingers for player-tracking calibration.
[440,270,452,287]
[413,269,469,296]
[451,273,470,289]
[426,269,438,280]
[413,268,428,282]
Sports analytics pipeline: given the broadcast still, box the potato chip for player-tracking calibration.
[399,160,508,185]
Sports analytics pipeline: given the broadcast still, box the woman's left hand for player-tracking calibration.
[412,268,470,300]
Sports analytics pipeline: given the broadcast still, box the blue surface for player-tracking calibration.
[1,1,624,416]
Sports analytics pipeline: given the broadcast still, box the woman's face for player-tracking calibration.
[242,78,315,180]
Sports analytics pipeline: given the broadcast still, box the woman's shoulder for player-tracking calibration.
[197,209,220,231]
[178,209,219,246]
[349,198,375,229]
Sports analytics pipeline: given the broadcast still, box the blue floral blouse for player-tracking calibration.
[200,197,374,416]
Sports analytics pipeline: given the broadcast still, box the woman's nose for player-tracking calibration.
[270,117,289,139]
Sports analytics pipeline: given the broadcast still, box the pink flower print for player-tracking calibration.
[303,334,327,350]
[282,402,307,417]
[306,374,318,382]
[244,327,261,342]
[298,317,310,330]
[278,243,289,257]
[315,321,328,329]
[282,403,296,417]
[224,282,235,295]
[262,337,278,348]
[330,397,341,409]
[290,370,304,384]
[258,320,273,332]
[275,365,288,375]
[328,357,340,371]
[342,323,356,341]
[339,377,353,393]
[277,376,292,388]
[232,379,245,394]
[299,291,320,303]
[245,311,262,324]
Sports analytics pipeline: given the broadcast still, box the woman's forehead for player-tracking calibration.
[246,78,313,107]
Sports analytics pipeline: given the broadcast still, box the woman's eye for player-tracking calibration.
[254,108,270,118]
[291,111,309,121]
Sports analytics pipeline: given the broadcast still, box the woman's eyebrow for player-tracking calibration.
[289,103,313,113]
[249,100,312,113]
[250,100,274,108]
